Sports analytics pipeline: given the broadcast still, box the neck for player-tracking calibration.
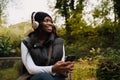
[38,31,50,44]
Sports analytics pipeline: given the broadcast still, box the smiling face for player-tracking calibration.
[41,16,54,33]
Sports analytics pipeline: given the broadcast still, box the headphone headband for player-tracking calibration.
[32,12,36,21]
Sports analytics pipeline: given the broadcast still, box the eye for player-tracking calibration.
[43,19,53,23]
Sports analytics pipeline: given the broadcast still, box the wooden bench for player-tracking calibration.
[0,57,21,69]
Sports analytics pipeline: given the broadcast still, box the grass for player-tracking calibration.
[66,58,98,80]
[0,68,19,80]
[0,60,21,80]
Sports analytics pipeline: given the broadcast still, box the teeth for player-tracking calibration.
[48,27,52,29]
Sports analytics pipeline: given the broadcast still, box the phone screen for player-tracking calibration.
[65,55,76,61]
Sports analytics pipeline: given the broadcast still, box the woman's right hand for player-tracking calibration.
[52,61,74,74]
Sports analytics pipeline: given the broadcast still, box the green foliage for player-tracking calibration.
[55,0,75,16]
[0,0,9,27]
[0,36,13,57]
[55,0,85,44]
[56,27,66,38]
[92,0,114,26]
[113,23,120,48]
[0,25,25,56]
[0,68,19,80]
[0,0,9,16]
[70,61,97,80]
[113,0,120,18]
[93,0,113,18]
[102,48,120,63]
[0,60,20,80]
[0,35,20,57]
[94,21,116,47]
[96,48,120,80]
[65,41,91,58]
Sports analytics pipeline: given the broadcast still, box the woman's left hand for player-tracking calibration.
[52,61,74,74]
[64,61,74,73]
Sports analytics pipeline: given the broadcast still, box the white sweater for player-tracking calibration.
[21,42,65,75]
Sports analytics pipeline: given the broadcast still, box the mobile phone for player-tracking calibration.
[65,54,76,61]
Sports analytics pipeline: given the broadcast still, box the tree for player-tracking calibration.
[113,0,120,22]
[55,0,73,44]
[0,0,9,26]
[91,0,114,26]
[55,0,85,44]
[113,0,120,48]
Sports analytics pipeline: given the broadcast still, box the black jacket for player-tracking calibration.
[22,34,64,66]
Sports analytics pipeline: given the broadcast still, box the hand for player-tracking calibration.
[52,61,74,74]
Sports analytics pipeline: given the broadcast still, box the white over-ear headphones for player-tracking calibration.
[32,12,39,29]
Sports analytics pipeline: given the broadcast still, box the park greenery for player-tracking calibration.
[0,0,120,80]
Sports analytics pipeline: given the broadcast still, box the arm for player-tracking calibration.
[21,42,65,75]
[21,42,52,75]
[51,44,74,74]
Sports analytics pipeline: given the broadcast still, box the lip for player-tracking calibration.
[47,26,52,32]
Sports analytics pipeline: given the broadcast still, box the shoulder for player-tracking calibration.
[22,37,31,46]
[22,37,33,49]
[54,37,64,44]
[22,37,31,43]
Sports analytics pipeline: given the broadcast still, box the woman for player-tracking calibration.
[21,11,74,80]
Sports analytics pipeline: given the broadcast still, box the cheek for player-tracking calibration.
[42,25,51,32]
[41,23,53,32]
[43,25,48,30]
[40,24,47,30]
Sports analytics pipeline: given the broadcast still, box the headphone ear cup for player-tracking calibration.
[32,21,39,29]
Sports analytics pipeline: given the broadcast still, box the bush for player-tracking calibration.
[0,27,22,57]
[96,48,120,80]
[65,42,90,58]
[0,35,21,57]
[0,36,13,57]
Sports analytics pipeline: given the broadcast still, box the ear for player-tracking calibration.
[32,12,39,29]
[32,21,39,29]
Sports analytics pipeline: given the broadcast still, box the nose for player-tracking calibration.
[48,22,54,27]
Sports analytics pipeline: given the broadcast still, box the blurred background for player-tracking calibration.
[0,0,120,80]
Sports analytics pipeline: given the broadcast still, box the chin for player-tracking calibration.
[46,31,52,33]
[47,30,52,33]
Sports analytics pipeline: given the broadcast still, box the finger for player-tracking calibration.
[65,64,74,71]
[65,62,74,66]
